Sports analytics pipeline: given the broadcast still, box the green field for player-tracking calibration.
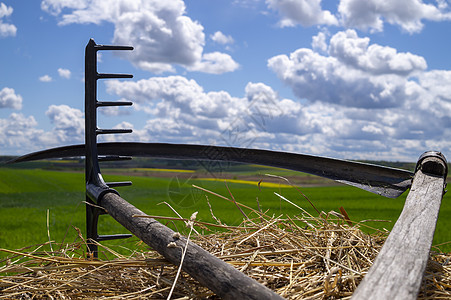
[1,165,450,258]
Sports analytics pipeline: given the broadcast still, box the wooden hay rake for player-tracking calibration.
[8,39,448,299]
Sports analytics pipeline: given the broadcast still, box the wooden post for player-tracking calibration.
[100,192,284,300]
[352,152,447,300]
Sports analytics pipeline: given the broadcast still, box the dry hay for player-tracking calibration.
[1,192,450,299]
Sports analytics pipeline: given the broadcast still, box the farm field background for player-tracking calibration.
[1,159,450,258]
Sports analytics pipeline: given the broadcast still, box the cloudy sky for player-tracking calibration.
[1,0,451,161]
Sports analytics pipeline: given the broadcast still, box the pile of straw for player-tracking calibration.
[1,194,450,299]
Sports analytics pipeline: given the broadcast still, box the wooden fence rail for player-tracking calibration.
[352,154,447,300]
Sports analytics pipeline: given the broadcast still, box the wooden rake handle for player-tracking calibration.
[100,192,284,300]
[352,151,447,300]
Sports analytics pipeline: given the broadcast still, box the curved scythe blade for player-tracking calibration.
[6,142,413,198]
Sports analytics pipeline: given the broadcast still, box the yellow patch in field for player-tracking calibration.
[132,168,195,173]
[198,178,292,188]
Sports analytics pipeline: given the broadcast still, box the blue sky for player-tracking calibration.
[1,0,451,161]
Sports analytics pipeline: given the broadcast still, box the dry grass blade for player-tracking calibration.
[192,184,269,219]
[265,173,321,215]
[166,212,198,300]
[132,214,258,230]
[225,181,252,223]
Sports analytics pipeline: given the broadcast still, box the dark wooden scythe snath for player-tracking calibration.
[6,39,448,299]
[352,152,447,300]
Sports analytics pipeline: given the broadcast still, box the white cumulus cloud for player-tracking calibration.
[45,104,84,143]
[40,0,87,16]
[265,0,451,34]
[338,0,451,33]
[266,29,451,159]
[58,68,71,79]
[102,73,451,160]
[41,0,239,74]
[188,52,240,74]
[266,0,338,27]
[311,31,328,52]
[328,30,427,75]
[0,87,22,110]
[0,2,17,37]
[0,113,44,154]
[4,64,451,159]
[39,75,53,82]
[104,76,309,146]
[0,106,86,154]
[211,31,234,44]
[268,30,427,108]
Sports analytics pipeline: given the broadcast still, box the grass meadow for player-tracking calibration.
[1,165,450,258]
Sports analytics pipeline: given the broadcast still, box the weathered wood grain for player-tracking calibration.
[352,156,447,300]
[100,192,284,300]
